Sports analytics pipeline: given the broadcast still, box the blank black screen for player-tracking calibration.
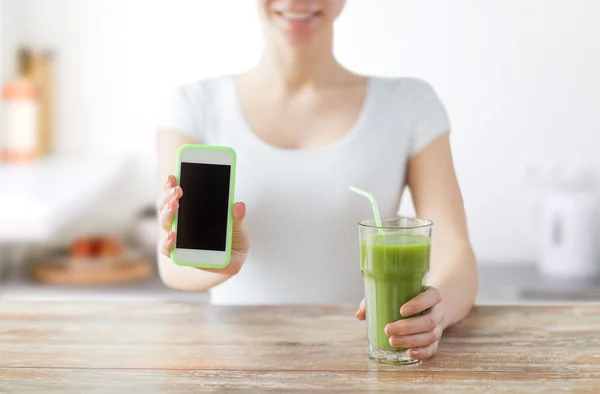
[176,163,231,251]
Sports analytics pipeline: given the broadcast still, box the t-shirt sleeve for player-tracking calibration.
[408,80,451,157]
[156,85,203,142]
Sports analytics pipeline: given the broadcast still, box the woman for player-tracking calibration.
[156,0,478,361]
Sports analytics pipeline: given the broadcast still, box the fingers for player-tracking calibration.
[161,231,176,257]
[158,175,182,212]
[389,323,443,349]
[160,196,179,232]
[356,298,366,321]
[164,175,175,190]
[158,186,183,212]
[408,341,439,360]
[387,301,445,360]
[385,303,444,336]
[159,177,178,258]
[400,286,442,317]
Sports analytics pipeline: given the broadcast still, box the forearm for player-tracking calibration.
[427,244,478,329]
[157,242,232,292]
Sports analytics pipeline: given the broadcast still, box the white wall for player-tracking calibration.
[1,0,22,82]
[4,0,264,208]
[0,0,2,82]
[4,0,600,264]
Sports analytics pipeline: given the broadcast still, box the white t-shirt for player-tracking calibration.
[160,75,450,305]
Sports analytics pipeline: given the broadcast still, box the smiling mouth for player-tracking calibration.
[274,10,321,21]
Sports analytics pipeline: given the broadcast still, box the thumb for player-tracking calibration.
[232,202,250,254]
[233,202,246,224]
[356,298,366,321]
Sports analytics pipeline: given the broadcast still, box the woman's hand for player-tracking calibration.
[356,286,445,361]
[158,175,250,276]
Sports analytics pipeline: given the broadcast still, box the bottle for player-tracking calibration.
[0,48,39,163]
[31,51,55,156]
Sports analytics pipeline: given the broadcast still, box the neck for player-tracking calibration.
[256,28,346,90]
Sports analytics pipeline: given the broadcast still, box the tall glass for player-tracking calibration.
[359,217,432,364]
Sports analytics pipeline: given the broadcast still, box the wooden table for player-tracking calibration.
[1,303,599,392]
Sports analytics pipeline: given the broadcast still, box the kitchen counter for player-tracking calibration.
[2,263,599,304]
[1,302,599,392]
[477,264,600,304]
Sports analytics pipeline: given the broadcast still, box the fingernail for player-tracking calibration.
[355,310,360,317]
[385,326,397,336]
[411,350,419,357]
[401,307,413,316]
[165,175,170,184]
[169,188,176,196]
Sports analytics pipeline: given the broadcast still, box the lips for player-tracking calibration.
[279,11,316,20]
[274,9,321,23]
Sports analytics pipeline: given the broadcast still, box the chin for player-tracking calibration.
[280,32,318,47]
[274,23,329,48]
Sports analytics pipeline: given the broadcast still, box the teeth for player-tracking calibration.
[281,11,313,21]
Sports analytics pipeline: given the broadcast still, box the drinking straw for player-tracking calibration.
[350,186,384,232]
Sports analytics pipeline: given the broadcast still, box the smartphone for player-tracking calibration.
[170,144,237,268]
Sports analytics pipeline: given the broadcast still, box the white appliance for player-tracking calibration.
[532,168,600,279]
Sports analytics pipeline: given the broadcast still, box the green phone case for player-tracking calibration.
[170,144,237,268]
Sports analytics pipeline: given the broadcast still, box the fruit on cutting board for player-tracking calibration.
[70,237,123,259]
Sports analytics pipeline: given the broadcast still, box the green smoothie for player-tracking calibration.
[361,233,431,353]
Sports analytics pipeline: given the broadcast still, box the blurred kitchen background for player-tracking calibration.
[0,0,599,304]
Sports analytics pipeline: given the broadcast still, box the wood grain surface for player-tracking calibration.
[1,302,599,393]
